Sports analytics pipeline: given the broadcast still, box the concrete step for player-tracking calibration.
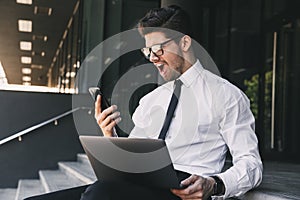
[39,169,86,193]
[15,179,45,200]
[77,153,90,164]
[242,190,298,200]
[58,161,96,184]
[0,188,17,200]
[1,154,300,200]
[0,154,93,200]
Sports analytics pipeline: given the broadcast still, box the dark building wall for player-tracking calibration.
[0,90,92,188]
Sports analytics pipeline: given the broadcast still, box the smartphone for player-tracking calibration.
[88,87,111,111]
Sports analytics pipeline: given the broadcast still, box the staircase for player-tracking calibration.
[0,154,96,200]
[1,156,299,200]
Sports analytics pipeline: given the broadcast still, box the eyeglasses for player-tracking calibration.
[141,36,181,59]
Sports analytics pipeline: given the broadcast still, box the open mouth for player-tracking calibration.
[155,63,166,75]
[155,63,165,71]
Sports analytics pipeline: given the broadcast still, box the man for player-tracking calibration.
[26,5,262,200]
[92,4,262,200]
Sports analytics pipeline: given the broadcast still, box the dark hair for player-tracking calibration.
[138,5,192,38]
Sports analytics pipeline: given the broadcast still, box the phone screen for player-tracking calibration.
[88,87,111,110]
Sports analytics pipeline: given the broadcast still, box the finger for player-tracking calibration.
[178,178,212,200]
[172,189,203,199]
[100,105,118,120]
[181,193,203,200]
[181,174,199,186]
[171,176,204,196]
[106,117,122,130]
[94,95,102,117]
[95,105,118,126]
[99,114,121,135]
[102,105,118,116]
[109,111,121,120]
[100,112,120,128]
[171,184,200,196]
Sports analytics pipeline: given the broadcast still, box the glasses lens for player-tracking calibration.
[141,42,167,59]
[151,45,163,56]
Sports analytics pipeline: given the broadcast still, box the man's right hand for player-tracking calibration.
[94,95,121,137]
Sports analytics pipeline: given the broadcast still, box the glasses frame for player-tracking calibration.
[141,36,182,59]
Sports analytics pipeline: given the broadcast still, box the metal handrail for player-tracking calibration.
[0,106,92,145]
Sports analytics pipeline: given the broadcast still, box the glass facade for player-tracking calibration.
[52,0,300,162]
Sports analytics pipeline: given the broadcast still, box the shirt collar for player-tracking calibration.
[178,59,203,87]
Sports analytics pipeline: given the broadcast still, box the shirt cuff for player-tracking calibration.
[216,172,238,199]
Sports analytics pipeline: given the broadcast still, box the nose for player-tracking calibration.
[149,51,159,63]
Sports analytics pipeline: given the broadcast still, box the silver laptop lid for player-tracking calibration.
[79,136,184,189]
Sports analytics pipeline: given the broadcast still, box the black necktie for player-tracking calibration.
[158,79,183,140]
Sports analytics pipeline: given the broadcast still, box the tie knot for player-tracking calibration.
[175,79,183,88]
[173,79,182,97]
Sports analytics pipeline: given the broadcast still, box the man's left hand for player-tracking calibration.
[171,175,215,200]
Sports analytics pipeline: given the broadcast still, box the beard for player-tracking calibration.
[162,67,181,81]
[161,57,184,81]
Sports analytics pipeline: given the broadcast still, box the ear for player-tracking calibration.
[180,35,192,52]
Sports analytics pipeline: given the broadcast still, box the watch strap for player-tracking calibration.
[210,176,225,196]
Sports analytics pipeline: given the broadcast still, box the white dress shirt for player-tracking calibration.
[129,60,263,198]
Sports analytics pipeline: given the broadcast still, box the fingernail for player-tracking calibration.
[115,117,121,123]
[112,105,118,110]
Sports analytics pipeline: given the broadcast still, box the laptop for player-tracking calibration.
[79,136,190,189]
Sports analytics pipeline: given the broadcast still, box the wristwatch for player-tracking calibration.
[210,176,225,196]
